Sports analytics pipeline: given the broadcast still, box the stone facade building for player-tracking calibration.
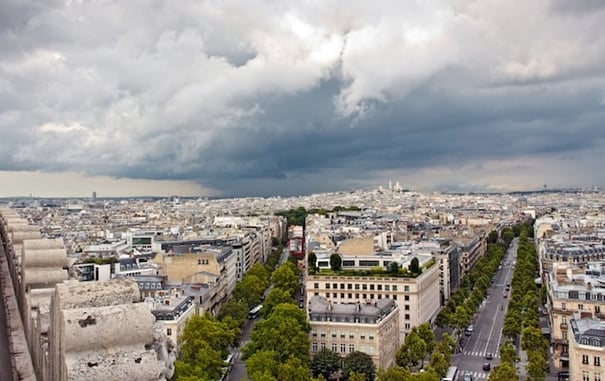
[308,295,399,369]
[306,262,440,341]
[569,315,605,381]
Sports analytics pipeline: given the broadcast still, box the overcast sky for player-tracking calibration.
[1,0,604,198]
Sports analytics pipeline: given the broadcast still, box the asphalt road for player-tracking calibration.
[451,238,518,381]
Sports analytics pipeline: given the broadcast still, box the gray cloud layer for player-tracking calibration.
[1,0,605,196]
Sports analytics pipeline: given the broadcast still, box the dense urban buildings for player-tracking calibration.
[0,187,604,380]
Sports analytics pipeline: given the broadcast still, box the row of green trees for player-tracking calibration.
[173,246,286,380]
[388,324,457,380]
[310,349,378,381]
[242,255,316,381]
[491,225,547,381]
[434,229,511,332]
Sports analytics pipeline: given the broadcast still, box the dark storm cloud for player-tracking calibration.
[1,0,605,196]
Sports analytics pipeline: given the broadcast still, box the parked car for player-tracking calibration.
[463,373,473,381]
[483,362,491,371]
[486,352,493,360]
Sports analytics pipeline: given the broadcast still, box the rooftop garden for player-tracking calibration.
[308,254,435,278]
[82,256,118,265]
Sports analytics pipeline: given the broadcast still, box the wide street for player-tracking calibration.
[451,238,518,380]
[228,247,292,381]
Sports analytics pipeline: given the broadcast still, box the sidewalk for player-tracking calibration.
[517,346,559,381]
[517,347,528,380]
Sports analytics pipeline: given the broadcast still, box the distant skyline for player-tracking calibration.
[1,1,605,197]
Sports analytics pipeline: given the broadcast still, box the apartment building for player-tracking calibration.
[148,291,196,348]
[547,263,605,370]
[153,245,235,313]
[306,258,439,341]
[308,295,399,369]
[456,232,487,279]
[569,315,605,381]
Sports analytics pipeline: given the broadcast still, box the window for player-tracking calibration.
[369,334,374,340]
[597,305,601,314]
[332,331,337,338]
[349,344,355,352]
[377,285,382,291]
[579,304,584,311]
[312,342,318,351]
[312,330,317,337]
[405,305,410,311]
[349,331,354,339]
[341,331,345,338]
[166,328,172,336]
[340,283,345,289]
[362,284,368,290]
[583,370,590,381]
[341,293,345,298]
[320,330,326,337]
[370,284,375,291]
[393,295,398,300]
[355,284,360,290]
[332,343,338,352]
[584,355,590,364]
[596,356,601,366]
[360,332,365,340]
[320,342,326,350]
[314,283,319,289]
[403,285,408,292]
[385,285,390,291]
[348,284,352,290]
[595,372,601,381]
[405,323,411,329]
[405,314,410,320]
[363,294,367,299]
[326,283,330,289]
[341,343,346,353]
[359,260,379,267]
[370,294,374,299]
[562,302,567,311]
[197,259,202,265]
[355,293,360,299]
[348,293,352,298]
[405,295,410,301]
[394,285,399,292]
[333,293,337,298]
[333,283,338,289]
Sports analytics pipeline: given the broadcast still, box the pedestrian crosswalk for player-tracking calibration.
[459,370,490,380]
[462,350,499,358]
